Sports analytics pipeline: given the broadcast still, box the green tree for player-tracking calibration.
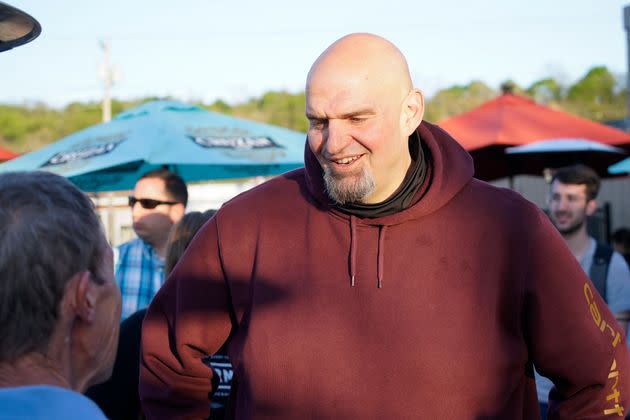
[206,99,232,114]
[526,78,563,104]
[425,81,496,122]
[567,66,615,103]
[564,66,625,121]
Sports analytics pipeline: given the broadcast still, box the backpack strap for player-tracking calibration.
[589,242,614,303]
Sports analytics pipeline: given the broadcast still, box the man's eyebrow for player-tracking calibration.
[305,112,324,120]
[339,109,376,119]
[306,109,376,120]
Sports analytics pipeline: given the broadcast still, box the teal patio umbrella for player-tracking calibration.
[0,100,305,192]
[609,157,630,175]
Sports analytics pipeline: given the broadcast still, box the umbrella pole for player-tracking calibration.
[508,160,515,190]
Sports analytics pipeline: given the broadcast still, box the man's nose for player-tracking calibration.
[556,198,570,211]
[324,120,351,156]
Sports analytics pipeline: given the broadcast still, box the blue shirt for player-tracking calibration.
[115,238,165,320]
[0,385,107,419]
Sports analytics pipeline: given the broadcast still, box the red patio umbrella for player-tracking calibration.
[0,147,19,162]
[438,93,630,180]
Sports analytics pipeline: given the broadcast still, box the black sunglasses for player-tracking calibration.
[128,196,180,209]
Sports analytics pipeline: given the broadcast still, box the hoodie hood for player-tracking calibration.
[304,120,474,288]
[304,120,474,227]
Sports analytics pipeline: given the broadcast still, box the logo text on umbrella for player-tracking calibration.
[188,136,283,150]
[41,139,125,167]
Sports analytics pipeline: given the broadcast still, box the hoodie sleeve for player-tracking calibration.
[525,209,630,419]
[140,217,233,420]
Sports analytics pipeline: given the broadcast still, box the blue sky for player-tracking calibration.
[2,0,629,108]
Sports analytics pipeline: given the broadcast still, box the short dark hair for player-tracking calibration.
[550,164,600,201]
[138,169,188,206]
[0,171,104,362]
[164,210,216,276]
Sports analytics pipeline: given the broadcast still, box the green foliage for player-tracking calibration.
[568,66,616,103]
[206,99,232,114]
[0,66,627,155]
[564,67,625,121]
[0,99,145,153]
[526,78,562,103]
[424,80,496,122]
[204,91,308,132]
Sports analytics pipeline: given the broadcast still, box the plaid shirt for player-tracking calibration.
[115,238,165,320]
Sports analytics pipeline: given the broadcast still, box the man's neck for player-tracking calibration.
[152,242,167,259]
[562,226,591,261]
[0,353,69,390]
[144,238,167,259]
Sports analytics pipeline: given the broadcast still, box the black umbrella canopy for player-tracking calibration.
[504,139,628,179]
[0,2,41,52]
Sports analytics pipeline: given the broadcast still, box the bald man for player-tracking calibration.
[140,34,630,419]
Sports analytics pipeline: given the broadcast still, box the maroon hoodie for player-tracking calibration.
[140,122,630,419]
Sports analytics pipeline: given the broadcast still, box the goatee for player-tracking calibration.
[323,167,375,205]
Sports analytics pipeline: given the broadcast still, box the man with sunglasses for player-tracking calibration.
[116,169,187,319]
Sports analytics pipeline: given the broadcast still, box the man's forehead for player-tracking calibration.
[134,177,168,195]
[551,181,588,195]
[306,71,395,118]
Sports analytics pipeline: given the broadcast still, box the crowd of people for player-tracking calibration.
[2,31,630,419]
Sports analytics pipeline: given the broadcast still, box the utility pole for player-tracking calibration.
[99,40,116,123]
[624,6,630,131]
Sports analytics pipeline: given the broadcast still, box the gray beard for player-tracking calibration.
[323,167,376,205]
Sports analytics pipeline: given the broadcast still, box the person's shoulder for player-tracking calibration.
[222,168,307,211]
[464,178,543,216]
[115,238,149,266]
[609,248,630,275]
[0,385,108,419]
[467,178,530,201]
[448,179,552,239]
[117,237,145,251]
[591,240,614,262]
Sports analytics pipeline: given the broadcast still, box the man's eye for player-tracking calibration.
[349,117,365,123]
[309,119,325,129]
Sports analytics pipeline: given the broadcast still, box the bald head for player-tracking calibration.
[307,33,413,101]
[305,33,425,205]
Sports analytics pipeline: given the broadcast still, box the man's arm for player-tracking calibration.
[526,210,630,419]
[140,217,233,420]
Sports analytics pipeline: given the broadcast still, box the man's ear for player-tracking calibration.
[401,89,424,137]
[586,199,598,216]
[74,271,97,324]
[170,203,185,223]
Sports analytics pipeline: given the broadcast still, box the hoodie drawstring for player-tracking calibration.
[377,225,386,289]
[348,216,387,289]
[349,215,357,287]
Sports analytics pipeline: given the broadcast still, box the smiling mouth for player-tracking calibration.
[330,154,363,165]
[554,214,571,223]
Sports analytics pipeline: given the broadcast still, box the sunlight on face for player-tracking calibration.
[305,34,417,205]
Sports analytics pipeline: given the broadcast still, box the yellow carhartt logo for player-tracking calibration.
[584,283,626,416]
[584,284,622,348]
[604,359,625,416]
